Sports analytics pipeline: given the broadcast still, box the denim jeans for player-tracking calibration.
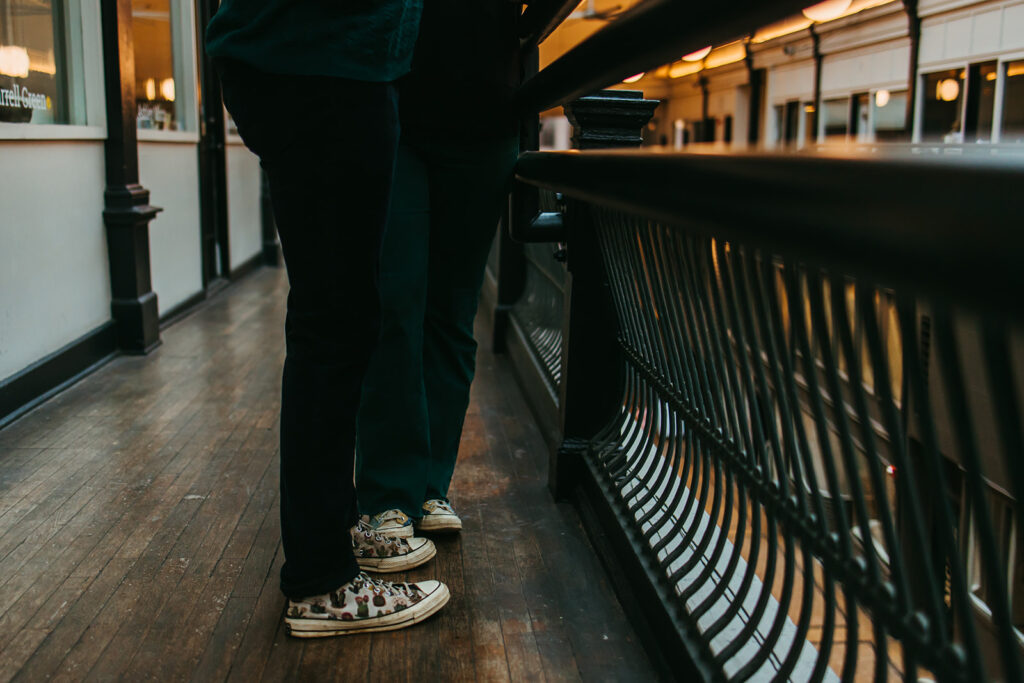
[217,59,399,599]
[355,135,518,518]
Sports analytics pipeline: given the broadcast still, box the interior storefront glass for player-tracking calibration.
[0,0,68,124]
[132,0,177,130]
[1001,60,1024,143]
[822,97,850,140]
[965,61,997,142]
[872,90,907,141]
[921,68,965,142]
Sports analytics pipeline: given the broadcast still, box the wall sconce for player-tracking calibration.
[875,89,890,107]
[145,78,156,100]
[802,0,852,22]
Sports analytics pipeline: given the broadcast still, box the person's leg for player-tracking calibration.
[218,59,397,599]
[355,144,432,522]
[420,136,519,502]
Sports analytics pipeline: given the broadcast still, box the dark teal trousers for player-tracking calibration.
[355,135,518,518]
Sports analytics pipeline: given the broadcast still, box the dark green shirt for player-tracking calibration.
[206,1,423,82]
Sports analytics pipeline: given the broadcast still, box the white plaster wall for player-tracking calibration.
[707,89,736,118]
[226,142,262,270]
[138,141,204,315]
[0,142,111,381]
[821,40,911,96]
[665,78,704,124]
[920,0,1024,66]
[767,61,816,102]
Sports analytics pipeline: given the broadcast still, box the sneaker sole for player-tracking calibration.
[357,539,436,573]
[285,583,450,638]
[416,517,462,533]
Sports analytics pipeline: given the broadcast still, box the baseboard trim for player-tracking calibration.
[230,252,263,282]
[159,290,207,328]
[506,316,562,454]
[0,322,118,429]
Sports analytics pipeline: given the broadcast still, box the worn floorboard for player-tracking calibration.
[0,267,655,682]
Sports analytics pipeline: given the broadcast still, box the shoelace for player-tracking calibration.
[354,520,403,548]
[357,571,411,598]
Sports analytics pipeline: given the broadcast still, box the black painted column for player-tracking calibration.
[904,0,921,142]
[550,90,657,499]
[100,0,161,353]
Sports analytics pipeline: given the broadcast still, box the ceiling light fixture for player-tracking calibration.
[802,0,852,22]
[682,46,712,62]
[936,78,960,102]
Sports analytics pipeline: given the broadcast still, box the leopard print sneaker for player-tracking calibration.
[285,571,449,638]
[351,519,435,573]
[360,509,414,538]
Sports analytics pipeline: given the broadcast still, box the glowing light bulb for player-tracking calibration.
[144,78,156,101]
[622,73,644,83]
[682,46,712,62]
[936,78,960,102]
[0,46,29,78]
[160,78,175,102]
[802,0,852,22]
[875,89,890,108]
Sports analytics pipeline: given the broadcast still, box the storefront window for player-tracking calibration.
[964,61,996,143]
[921,68,964,142]
[852,92,870,141]
[802,103,815,147]
[822,97,849,140]
[1001,60,1024,144]
[0,0,68,124]
[133,0,177,130]
[872,89,907,141]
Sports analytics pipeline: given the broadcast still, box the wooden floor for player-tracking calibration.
[0,268,655,682]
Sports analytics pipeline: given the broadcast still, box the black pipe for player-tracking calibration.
[519,0,580,50]
[516,0,822,114]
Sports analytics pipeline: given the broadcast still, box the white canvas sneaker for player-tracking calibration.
[285,571,449,638]
[351,519,435,573]
[416,499,462,533]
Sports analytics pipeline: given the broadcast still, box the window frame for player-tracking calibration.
[914,52,1024,145]
[132,0,200,142]
[991,50,1024,144]
[0,0,105,140]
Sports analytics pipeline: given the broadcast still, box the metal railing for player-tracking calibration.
[485,1,1024,680]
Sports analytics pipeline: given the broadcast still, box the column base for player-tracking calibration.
[111,291,161,354]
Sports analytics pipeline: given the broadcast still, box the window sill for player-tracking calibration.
[0,123,106,141]
[137,129,200,143]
